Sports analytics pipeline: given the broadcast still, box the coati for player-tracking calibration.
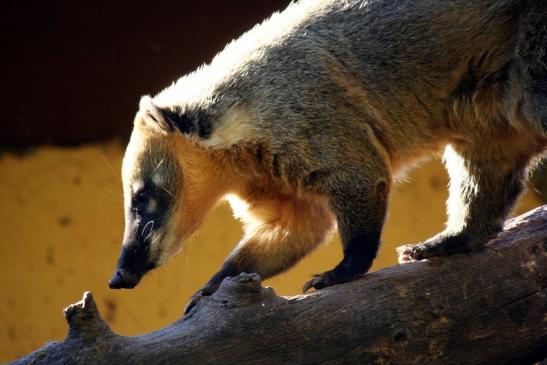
[109,0,546,302]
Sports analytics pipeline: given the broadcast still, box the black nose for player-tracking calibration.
[108,269,141,289]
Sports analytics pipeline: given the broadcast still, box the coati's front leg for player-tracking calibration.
[184,196,335,313]
[398,144,528,262]
[303,175,390,292]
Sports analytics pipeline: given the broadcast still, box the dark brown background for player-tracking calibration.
[1,1,290,147]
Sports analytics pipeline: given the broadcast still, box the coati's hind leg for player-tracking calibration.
[399,143,530,262]
[201,195,335,295]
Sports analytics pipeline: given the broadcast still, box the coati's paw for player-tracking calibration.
[397,232,475,264]
[396,242,440,262]
[184,290,205,315]
[184,282,223,314]
[396,244,419,264]
[302,271,351,293]
[302,273,333,293]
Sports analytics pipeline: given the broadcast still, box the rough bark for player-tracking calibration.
[10,206,547,365]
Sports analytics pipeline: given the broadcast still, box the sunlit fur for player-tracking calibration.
[120,0,546,290]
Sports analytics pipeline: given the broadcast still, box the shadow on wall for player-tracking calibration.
[1,0,291,146]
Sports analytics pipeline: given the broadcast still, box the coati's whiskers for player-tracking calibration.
[141,220,155,241]
[155,159,165,171]
[151,233,162,245]
[89,175,123,198]
[144,228,155,243]
[99,152,120,179]
[160,185,173,197]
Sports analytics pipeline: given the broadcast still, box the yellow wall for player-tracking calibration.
[0,142,541,362]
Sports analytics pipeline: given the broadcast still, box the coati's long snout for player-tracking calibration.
[109,268,142,289]
[109,239,156,289]
[110,128,185,290]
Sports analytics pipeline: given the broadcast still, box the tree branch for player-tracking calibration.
[10,206,547,365]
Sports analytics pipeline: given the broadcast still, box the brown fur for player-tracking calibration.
[111,0,547,296]
[175,137,337,278]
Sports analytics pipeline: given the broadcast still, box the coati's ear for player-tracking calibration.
[139,96,197,136]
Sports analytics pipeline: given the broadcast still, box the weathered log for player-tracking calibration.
[10,206,547,365]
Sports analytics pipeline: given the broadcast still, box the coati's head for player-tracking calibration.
[109,96,225,289]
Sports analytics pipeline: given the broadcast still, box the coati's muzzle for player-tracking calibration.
[109,237,156,289]
[109,267,142,289]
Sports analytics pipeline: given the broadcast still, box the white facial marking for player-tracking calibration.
[152,173,164,186]
[147,198,158,213]
[132,180,144,194]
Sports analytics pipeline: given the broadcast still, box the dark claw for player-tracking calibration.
[184,284,219,315]
[184,298,198,315]
[302,274,320,293]
[412,247,425,260]
[302,271,338,293]
[184,291,204,315]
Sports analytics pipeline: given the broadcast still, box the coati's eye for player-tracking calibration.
[134,190,149,207]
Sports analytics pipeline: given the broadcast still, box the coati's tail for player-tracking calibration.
[517,0,547,133]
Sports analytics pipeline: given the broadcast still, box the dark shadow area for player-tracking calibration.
[1,0,290,146]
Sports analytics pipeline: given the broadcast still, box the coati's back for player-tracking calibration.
[254,1,533,121]
[154,0,544,163]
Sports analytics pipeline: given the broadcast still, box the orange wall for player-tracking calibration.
[0,142,542,362]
